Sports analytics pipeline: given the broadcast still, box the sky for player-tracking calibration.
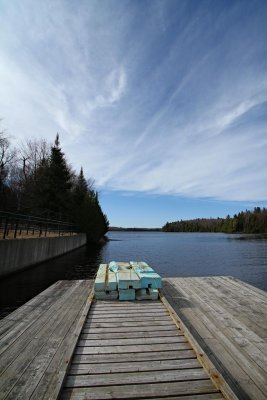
[0,0,267,227]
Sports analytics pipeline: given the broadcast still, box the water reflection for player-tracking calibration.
[1,231,267,318]
[0,242,104,318]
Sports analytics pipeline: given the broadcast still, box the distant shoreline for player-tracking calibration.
[109,227,161,232]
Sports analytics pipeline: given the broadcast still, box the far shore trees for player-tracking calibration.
[162,208,267,234]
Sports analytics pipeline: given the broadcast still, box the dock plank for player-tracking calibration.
[71,350,196,364]
[61,380,221,400]
[77,335,187,346]
[2,275,262,400]
[65,368,208,387]
[162,277,267,400]
[0,281,78,346]
[74,342,192,354]
[80,328,180,337]
[86,315,170,322]
[0,279,94,400]
[61,299,231,400]
[0,281,83,361]
[68,358,200,374]
[0,294,82,398]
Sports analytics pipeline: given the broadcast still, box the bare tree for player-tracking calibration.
[19,138,50,181]
[0,128,17,179]
[0,122,17,209]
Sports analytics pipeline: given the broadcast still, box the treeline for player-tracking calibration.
[162,208,267,234]
[0,127,109,243]
[109,227,161,231]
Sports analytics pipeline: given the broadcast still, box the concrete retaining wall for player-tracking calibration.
[0,234,87,278]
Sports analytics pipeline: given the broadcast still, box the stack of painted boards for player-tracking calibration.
[94,261,161,301]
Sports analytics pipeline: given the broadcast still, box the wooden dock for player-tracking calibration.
[162,277,267,400]
[0,279,94,400]
[0,276,266,399]
[61,300,227,399]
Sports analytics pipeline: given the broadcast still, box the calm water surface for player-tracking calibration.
[0,232,266,317]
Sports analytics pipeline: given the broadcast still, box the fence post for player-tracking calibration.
[14,220,18,238]
[3,216,9,239]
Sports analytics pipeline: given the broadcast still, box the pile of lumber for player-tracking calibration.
[94,261,161,301]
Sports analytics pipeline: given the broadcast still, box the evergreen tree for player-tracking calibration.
[72,167,88,206]
[38,134,72,217]
[162,209,267,234]
[78,190,109,243]
[1,126,109,242]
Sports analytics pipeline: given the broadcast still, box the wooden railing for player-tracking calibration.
[0,211,79,239]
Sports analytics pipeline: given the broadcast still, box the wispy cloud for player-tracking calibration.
[0,0,266,202]
[86,66,127,111]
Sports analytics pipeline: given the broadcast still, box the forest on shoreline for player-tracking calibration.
[162,207,267,234]
[0,127,109,243]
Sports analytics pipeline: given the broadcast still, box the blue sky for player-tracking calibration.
[0,0,267,227]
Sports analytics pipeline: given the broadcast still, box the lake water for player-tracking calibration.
[0,231,266,317]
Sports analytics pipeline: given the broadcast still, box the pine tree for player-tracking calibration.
[78,190,109,243]
[73,167,88,205]
[39,134,72,218]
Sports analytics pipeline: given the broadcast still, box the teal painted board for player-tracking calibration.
[107,270,117,291]
[136,271,162,289]
[98,264,107,273]
[95,290,118,300]
[119,289,135,301]
[109,261,119,272]
[94,264,107,292]
[130,261,150,268]
[117,269,141,290]
[131,261,154,273]
[136,288,159,301]
[149,288,159,300]
[117,262,131,269]
[95,261,161,301]
[130,270,141,289]
[117,269,130,289]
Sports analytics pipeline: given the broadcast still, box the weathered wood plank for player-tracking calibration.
[162,277,267,400]
[80,329,181,338]
[84,320,174,328]
[0,284,83,378]
[29,288,94,400]
[65,368,208,387]
[89,308,166,314]
[83,325,178,333]
[134,395,224,400]
[0,280,94,400]
[71,350,196,364]
[87,312,168,319]
[92,300,161,306]
[85,315,171,323]
[61,380,220,399]
[0,280,83,355]
[89,308,168,314]
[68,358,199,374]
[0,282,91,399]
[219,276,267,302]
[91,303,164,309]
[62,392,223,400]
[74,342,191,355]
[175,285,267,383]
[205,337,267,400]
[77,336,187,347]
